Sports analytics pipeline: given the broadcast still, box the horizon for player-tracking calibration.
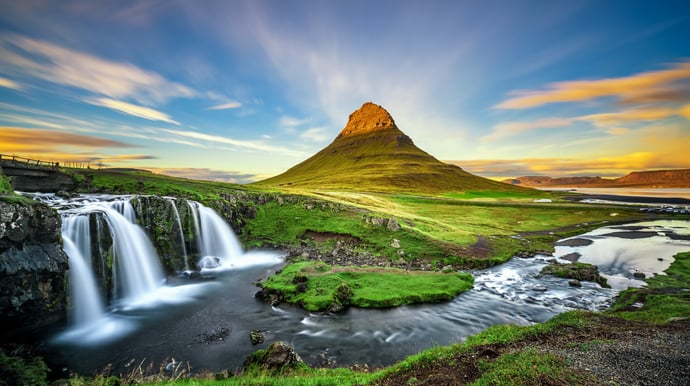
[1,1,689,183]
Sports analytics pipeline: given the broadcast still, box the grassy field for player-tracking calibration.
[260,261,474,311]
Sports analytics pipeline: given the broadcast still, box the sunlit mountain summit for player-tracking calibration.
[257,102,524,193]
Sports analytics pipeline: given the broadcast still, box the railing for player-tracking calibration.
[0,153,61,170]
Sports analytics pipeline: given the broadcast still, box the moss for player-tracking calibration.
[260,261,474,311]
[0,351,50,386]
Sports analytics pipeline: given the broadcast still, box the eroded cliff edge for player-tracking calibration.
[0,199,68,341]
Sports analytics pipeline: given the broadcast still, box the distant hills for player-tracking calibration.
[256,102,524,194]
[504,169,690,188]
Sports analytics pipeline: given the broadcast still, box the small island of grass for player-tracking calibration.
[257,261,474,312]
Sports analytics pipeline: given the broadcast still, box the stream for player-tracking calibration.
[30,194,690,375]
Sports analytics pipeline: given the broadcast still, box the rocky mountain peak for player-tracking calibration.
[338,102,398,138]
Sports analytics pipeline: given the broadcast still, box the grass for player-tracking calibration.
[74,169,246,202]
[472,349,590,386]
[260,261,474,311]
[608,251,690,323]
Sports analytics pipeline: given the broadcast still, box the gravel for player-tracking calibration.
[547,322,690,385]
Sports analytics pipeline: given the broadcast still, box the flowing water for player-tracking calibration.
[26,194,690,375]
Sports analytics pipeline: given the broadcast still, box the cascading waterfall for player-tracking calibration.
[98,204,166,303]
[167,197,190,271]
[195,204,244,268]
[61,236,105,326]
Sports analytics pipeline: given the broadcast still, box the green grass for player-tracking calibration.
[145,368,376,386]
[261,261,474,311]
[608,251,690,323]
[75,169,246,202]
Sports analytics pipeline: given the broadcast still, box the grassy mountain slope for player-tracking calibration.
[255,102,528,194]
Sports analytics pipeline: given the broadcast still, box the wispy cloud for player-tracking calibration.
[0,34,196,104]
[300,127,330,142]
[0,76,21,90]
[146,167,258,184]
[495,60,690,109]
[208,101,242,110]
[86,97,179,125]
[450,152,669,179]
[1,127,137,148]
[482,117,573,141]
[158,128,307,157]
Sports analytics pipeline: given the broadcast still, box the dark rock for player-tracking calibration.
[243,341,304,373]
[633,271,646,279]
[250,329,265,345]
[0,200,68,342]
[560,252,581,262]
[540,261,609,288]
[569,280,582,287]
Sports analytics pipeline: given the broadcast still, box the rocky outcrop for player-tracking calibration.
[0,199,68,341]
[243,342,304,373]
[337,101,398,138]
[540,261,609,288]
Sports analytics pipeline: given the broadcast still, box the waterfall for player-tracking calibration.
[196,204,244,268]
[167,198,190,271]
[62,235,105,326]
[187,201,202,257]
[98,203,165,303]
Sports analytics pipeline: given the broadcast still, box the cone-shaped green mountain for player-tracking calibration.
[256,102,526,193]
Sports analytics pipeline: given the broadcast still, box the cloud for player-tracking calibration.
[146,167,258,184]
[449,147,689,179]
[300,127,330,142]
[0,34,196,104]
[85,98,180,124]
[482,117,573,141]
[0,77,21,90]
[495,60,690,109]
[1,127,137,148]
[279,116,310,128]
[577,106,678,128]
[208,101,242,110]
[158,128,307,157]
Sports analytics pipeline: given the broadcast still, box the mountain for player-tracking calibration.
[504,169,690,188]
[256,102,524,193]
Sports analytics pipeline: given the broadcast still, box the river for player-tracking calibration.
[30,194,690,376]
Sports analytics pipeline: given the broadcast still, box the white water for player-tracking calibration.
[99,204,166,304]
[197,205,243,268]
[61,236,105,326]
[167,197,190,270]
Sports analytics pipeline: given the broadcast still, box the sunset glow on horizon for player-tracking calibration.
[1,1,689,183]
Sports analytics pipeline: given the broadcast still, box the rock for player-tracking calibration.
[0,200,68,341]
[569,280,582,287]
[243,341,304,373]
[386,219,400,231]
[198,256,223,269]
[633,271,646,279]
[250,329,265,345]
[540,262,609,288]
[391,239,400,248]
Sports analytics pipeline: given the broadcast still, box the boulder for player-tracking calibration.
[243,341,304,373]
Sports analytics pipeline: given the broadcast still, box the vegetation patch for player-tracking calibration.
[608,251,690,323]
[258,261,474,311]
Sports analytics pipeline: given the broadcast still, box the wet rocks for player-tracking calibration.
[243,341,304,373]
[195,326,230,344]
[0,200,68,341]
[633,271,646,279]
[249,329,265,345]
[540,261,609,288]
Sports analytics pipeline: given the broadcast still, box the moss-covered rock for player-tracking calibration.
[540,261,609,288]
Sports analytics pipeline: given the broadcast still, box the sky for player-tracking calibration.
[1,0,689,183]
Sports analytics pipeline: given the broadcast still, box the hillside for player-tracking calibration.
[256,102,526,194]
[504,169,690,188]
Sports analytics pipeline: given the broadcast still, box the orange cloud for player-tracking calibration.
[0,127,153,167]
[448,150,689,179]
[495,61,690,109]
[577,106,678,127]
[1,127,137,148]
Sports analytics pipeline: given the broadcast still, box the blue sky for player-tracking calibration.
[1,0,689,183]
